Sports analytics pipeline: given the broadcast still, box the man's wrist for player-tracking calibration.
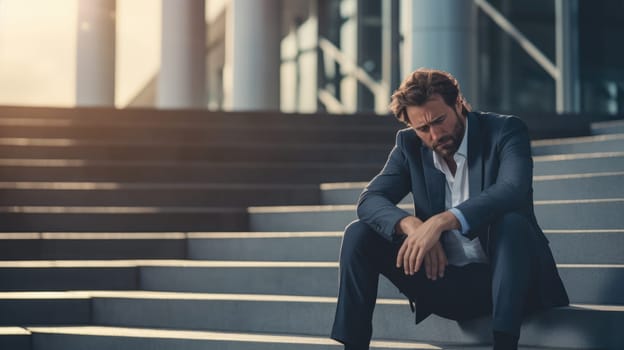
[395,216,422,236]
[435,211,461,232]
[448,208,470,234]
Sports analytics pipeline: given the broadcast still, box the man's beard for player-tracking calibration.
[433,111,465,158]
[433,135,458,157]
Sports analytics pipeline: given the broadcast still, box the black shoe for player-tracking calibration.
[493,330,519,350]
[344,343,368,350]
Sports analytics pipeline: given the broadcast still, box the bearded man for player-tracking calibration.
[330,68,569,350]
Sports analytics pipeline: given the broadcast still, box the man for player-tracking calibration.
[330,68,569,350]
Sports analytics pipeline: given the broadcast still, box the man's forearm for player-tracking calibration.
[395,211,460,237]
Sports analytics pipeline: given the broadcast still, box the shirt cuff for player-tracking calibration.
[449,208,470,235]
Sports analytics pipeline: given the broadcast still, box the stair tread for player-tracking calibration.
[21,325,582,349]
[0,327,30,335]
[0,117,397,131]
[322,171,624,189]
[0,182,318,190]
[0,137,392,149]
[2,291,621,349]
[2,290,623,310]
[2,230,623,237]
[533,151,624,161]
[3,150,624,165]
[0,158,380,167]
[532,132,624,145]
[2,132,623,146]
[0,206,244,213]
[28,326,440,349]
[0,259,622,269]
[249,198,624,212]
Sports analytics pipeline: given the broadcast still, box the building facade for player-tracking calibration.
[6,0,622,116]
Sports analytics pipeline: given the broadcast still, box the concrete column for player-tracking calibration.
[381,0,400,108]
[556,0,580,113]
[404,0,477,103]
[224,0,280,111]
[76,0,116,106]
[158,0,206,109]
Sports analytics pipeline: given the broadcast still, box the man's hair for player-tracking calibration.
[389,68,471,125]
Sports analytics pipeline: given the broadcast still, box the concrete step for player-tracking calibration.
[0,122,398,144]
[0,159,380,183]
[319,182,407,206]
[136,261,624,305]
[1,152,622,184]
[591,119,624,135]
[0,182,320,207]
[533,152,624,175]
[0,106,590,140]
[2,134,620,163]
[0,292,91,326]
[248,199,624,232]
[186,230,624,265]
[543,229,624,264]
[0,328,30,350]
[3,134,621,166]
[0,139,392,163]
[27,326,447,350]
[320,172,624,204]
[3,260,616,309]
[4,172,622,208]
[2,290,620,348]
[531,134,624,155]
[1,260,618,305]
[0,206,248,232]
[25,326,578,350]
[0,261,138,291]
[0,232,187,260]
[187,232,345,262]
[84,291,623,349]
[0,107,399,128]
[1,228,621,263]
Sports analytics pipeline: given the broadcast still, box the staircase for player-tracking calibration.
[0,107,622,349]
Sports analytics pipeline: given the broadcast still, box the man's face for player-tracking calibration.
[405,94,466,159]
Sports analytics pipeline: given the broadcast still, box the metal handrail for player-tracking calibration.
[318,37,388,113]
[474,0,559,80]
[317,88,346,113]
[318,38,385,96]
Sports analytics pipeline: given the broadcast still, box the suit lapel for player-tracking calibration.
[467,112,483,197]
[421,146,446,215]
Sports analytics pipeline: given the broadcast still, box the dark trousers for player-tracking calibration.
[330,212,537,348]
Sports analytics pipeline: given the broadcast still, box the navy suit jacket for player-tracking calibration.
[357,111,569,311]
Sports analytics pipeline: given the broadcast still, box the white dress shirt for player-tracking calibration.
[432,119,489,266]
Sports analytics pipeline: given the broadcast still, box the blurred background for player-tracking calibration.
[1,0,623,116]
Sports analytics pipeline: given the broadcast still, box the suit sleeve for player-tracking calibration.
[456,116,533,239]
[357,132,412,242]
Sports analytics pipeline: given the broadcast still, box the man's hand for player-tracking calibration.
[395,211,459,276]
[423,241,447,280]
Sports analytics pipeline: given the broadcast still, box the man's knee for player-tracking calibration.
[491,211,533,253]
[340,220,378,261]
